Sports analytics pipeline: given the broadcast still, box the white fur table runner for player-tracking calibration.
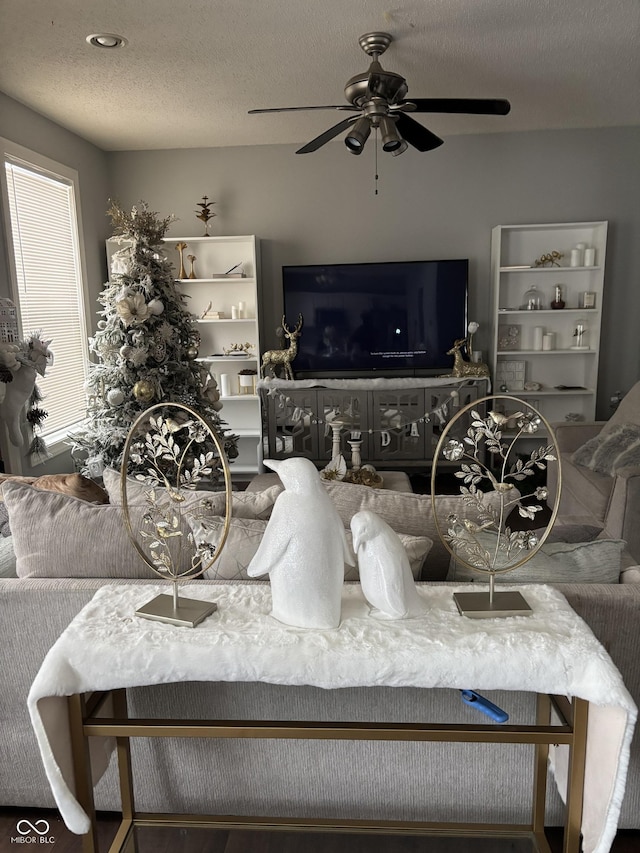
[28,583,636,852]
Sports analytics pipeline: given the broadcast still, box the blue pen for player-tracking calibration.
[460,690,509,723]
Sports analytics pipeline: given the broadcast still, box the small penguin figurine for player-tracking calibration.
[247,457,353,629]
[350,510,427,620]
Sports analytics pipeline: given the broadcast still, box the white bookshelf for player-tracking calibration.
[490,221,608,428]
[162,234,262,477]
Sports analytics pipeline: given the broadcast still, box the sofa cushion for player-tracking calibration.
[3,482,165,579]
[102,467,281,520]
[600,380,640,437]
[188,515,432,581]
[559,452,612,522]
[0,536,16,577]
[447,536,626,584]
[571,423,640,475]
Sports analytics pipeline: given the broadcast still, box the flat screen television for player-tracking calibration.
[282,259,469,377]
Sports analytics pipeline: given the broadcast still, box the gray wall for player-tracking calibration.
[0,96,637,474]
[0,93,111,474]
[108,125,640,418]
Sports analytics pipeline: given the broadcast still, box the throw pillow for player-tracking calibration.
[322,480,518,581]
[571,423,640,475]
[0,472,108,504]
[102,467,281,520]
[2,481,187,579]
[343,530,433,581]
[188,515,432,581]
[532,523,603,544]
[446,536,626,584]
[189,517,268,580]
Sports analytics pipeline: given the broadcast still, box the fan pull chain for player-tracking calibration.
[374,126,379,195]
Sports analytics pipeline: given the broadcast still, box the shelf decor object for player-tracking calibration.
[431,394,561,618]
[120,402,232,627]
[195,196,216,236]
[260,313,304,380]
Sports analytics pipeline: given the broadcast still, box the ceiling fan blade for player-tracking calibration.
[296,117,358,154]
[249,106,357,114]
[395,114,443,152]
[408,98,511,116]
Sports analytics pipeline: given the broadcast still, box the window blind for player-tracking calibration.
[4,161,89,437]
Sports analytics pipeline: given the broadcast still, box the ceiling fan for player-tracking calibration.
[249,32,510,156]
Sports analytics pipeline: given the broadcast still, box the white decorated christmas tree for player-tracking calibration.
[72,201,236,475]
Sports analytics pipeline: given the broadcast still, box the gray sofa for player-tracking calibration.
[1,473,639,832]
[546,381,640,563]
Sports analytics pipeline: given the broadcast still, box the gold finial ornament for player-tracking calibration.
[195,196,216,236]
[187,254,197,279]
[175,242,188,279]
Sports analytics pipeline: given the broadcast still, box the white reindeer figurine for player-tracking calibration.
[446,337,490,378]
[261,314,303,380]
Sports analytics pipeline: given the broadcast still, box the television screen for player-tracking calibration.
[282,259,469,377]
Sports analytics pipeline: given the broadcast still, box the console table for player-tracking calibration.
[259,377,489,469]
[28,583,636,853]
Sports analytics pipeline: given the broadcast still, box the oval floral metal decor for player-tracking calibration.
[120,402,232,627]
[431,395,562,618]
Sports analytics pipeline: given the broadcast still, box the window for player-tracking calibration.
[1,140,90,447]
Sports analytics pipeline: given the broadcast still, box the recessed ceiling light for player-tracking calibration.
[86,33,127,49]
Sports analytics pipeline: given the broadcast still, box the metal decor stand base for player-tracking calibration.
[135,594,218,628]
[453,590,533,619]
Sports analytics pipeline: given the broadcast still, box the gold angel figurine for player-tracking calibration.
[187,254,197,279]
[195,196,216,236]
[175,242,188,279]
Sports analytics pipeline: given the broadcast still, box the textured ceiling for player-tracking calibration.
[1,0,639,151]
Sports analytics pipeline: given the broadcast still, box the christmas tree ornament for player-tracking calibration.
[151,341,167,363]
[148,298,164,315]
[107,388,125,406]
[132,379,155,403]
[186,345,199,360]
[116,293,151,326]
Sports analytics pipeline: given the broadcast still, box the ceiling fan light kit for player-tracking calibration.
[249,32,511,157]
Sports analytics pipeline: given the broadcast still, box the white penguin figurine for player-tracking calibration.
[350,510,427,620]
[246,457,353,629]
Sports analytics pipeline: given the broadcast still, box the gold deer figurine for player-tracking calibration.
[261,315,303,380]
[445,338,491,378]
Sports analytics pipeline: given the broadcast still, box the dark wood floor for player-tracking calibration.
[2,808,639,852]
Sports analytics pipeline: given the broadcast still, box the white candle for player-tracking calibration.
[231,305,238,319]
[533,327,545,350]
[584,247,596,266]
[570,248,582,267]
[220,374,231,397]
[238,300,246,319]
[542,333,555,351]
